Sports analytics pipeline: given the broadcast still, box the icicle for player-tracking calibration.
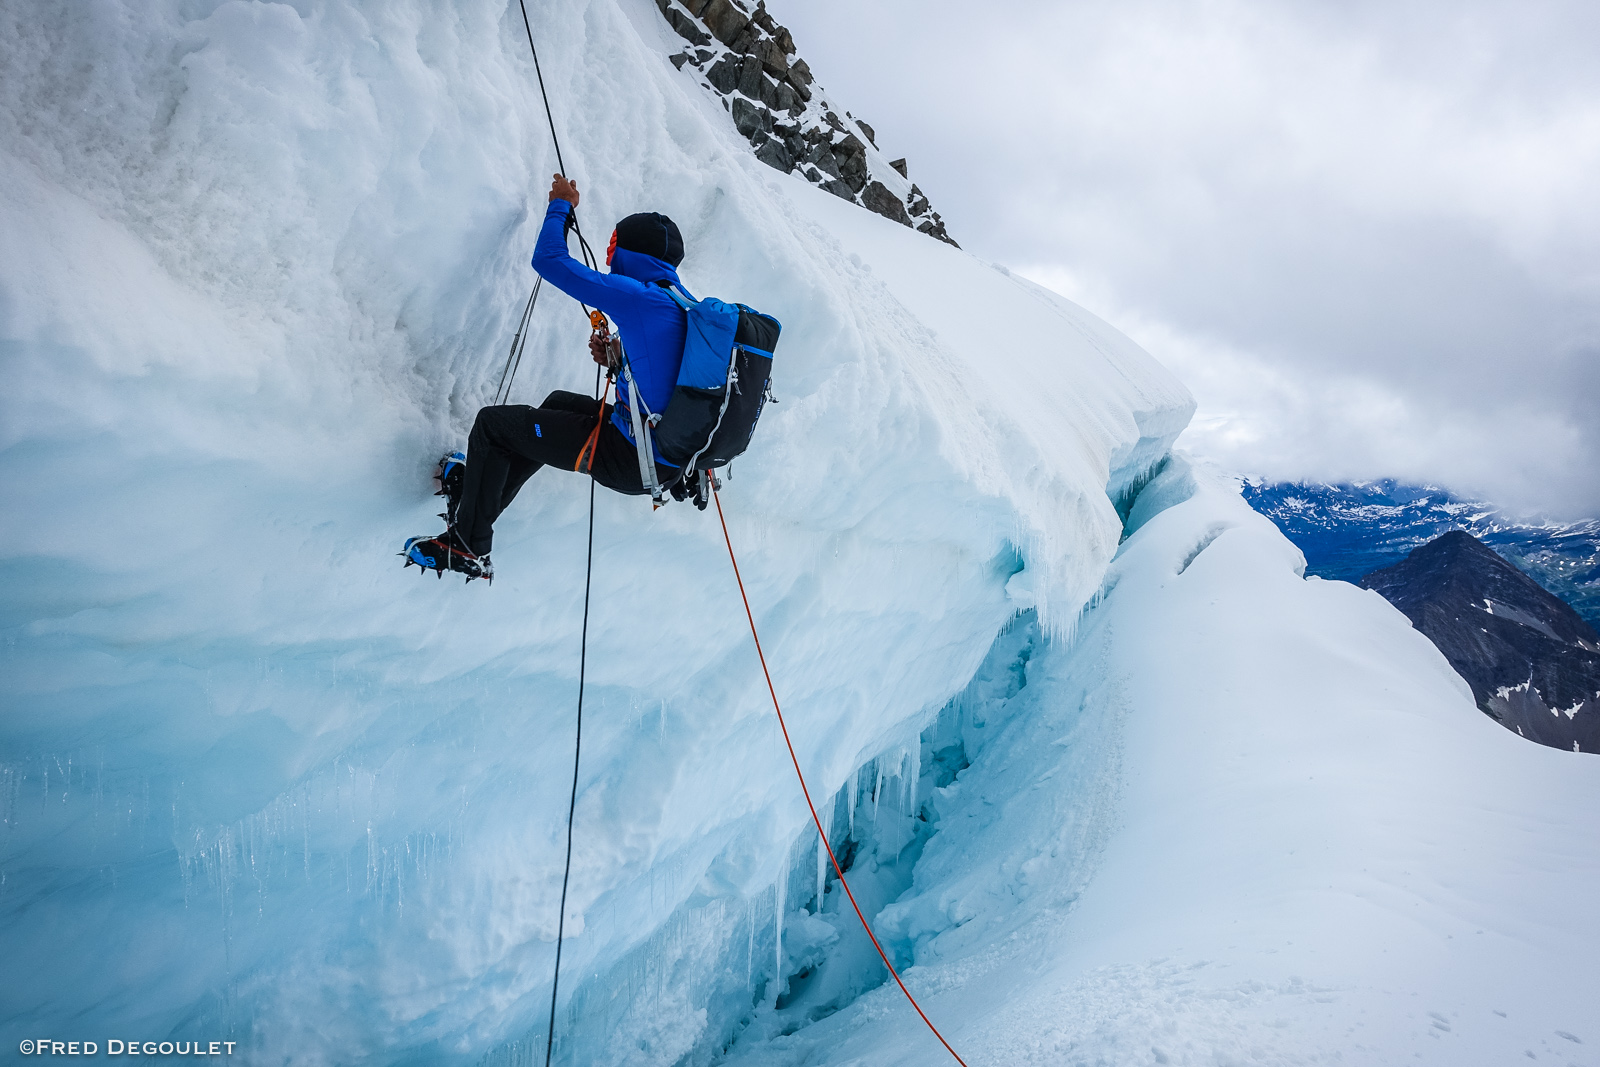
[816,812,828,911]
[873,759,885,820]
[906,742,920,815]
[849,765,859,837]
[773,873,785,993]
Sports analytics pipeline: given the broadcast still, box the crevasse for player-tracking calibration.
[0,1,1191,1064]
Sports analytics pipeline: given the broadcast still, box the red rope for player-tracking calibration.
[712,486,969,1066]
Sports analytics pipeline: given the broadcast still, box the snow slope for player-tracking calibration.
[1,1,1188,1063]
[723,458,1600,1067]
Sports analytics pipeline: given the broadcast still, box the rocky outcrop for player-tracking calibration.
[907,182,954,244]
[1361,530,1600,753]
[653,0,957,246]
[860,180,912,227]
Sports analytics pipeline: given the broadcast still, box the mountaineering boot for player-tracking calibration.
[401,528,492,582]
[434,450,466,525]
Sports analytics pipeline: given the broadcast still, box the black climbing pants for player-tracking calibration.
[454,390,677,555]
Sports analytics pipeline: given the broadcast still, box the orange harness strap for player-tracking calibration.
[573,377,611,474]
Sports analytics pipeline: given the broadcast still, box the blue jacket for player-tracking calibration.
[532,199,690,464]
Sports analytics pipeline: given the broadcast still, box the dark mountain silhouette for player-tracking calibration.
[1361,530,1600,753]
[1241,479,1600,630]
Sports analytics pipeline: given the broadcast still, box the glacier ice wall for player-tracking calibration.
[0,0,1191,1063]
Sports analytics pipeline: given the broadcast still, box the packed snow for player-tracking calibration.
[2,1,1595,1065]
[722,458,1600,1066]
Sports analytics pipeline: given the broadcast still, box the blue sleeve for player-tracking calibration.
[532,200,653,316]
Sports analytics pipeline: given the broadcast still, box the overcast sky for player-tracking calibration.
[776,0,1600,519]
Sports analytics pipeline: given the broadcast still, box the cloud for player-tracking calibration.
[776,0,1600,518]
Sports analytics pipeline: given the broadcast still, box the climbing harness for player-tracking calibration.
[574,311,616,475]
[714,486,971,1067]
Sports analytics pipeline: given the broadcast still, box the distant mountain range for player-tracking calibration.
[1242,480,1600,630]
[1361,531,1599,753]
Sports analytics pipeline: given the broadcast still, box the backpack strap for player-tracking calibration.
[618,340,665,507]
[620,281,696,508]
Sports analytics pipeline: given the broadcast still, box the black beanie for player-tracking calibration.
[613,212,685,267]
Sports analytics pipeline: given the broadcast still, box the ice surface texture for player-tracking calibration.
[0,1,1188,1063]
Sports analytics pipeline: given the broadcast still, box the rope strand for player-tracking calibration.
[519,0,567,176]
[494,277,541,406]
[713,487,970,1067]
[543,361,604,1067]
[508,7,604,1065]
[503,0,600,404]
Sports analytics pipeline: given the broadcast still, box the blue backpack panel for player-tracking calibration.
[655,288,781,472]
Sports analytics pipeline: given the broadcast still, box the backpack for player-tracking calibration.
[619,286,781,509]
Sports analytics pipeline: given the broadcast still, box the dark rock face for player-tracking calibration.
[820,177,855,201]
[756,36,789,77]
[861,180,912,226]
[700,0,750,45]
[648,0,958,246]
[832,132,868,192]
[754,137,794,173]
[730,96,772,138]
[665,7,711,45]
[1361,530,1600,753]
[906,183,953,242]
[802,140,841,179]
[736,55,767,100]
[772,79,799,115]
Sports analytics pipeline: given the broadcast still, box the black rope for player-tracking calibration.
[497,0,603,404]
[543,359,602,1067]
[515,0,595,262]
[519,0,567,176]
[493,277,541,406]
[508,6,604,1065]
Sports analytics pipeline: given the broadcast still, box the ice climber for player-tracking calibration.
[403,174,692,580]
